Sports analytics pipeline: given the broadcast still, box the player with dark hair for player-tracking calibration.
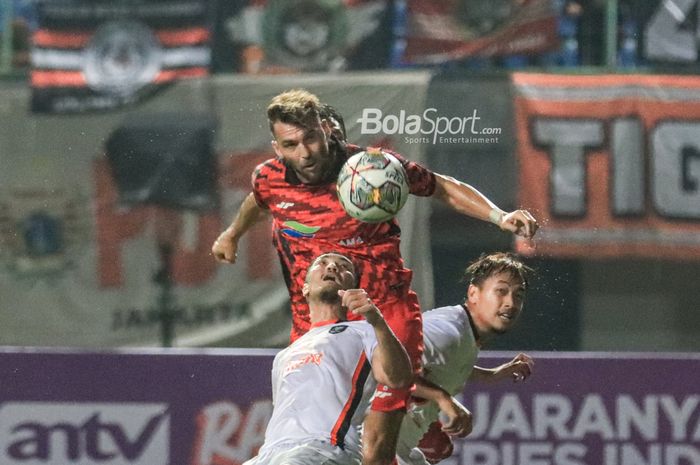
[398,252,535,465]
[212,89,538,465]
[320,103,347,140]
[244,252,412,465]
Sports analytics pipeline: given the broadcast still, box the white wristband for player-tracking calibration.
[489,208,504,225]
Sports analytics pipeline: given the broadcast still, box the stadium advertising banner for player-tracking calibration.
[513,73,700,259]
[30,0,211,113]
[396,0,558,66]
[0,349,697,465]
[459,353,700,465]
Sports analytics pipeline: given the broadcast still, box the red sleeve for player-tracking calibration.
[385,150,436,197]
[251,161,271,209]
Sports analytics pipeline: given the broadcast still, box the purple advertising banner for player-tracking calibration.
[1,348,698,465]
[0,347,276,465]
[460,352,700,465]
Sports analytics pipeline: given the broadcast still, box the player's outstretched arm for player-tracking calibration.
[469,353,534,383]
[339,289,412,389]
[212,192,267,264]
[413,376,473,437]
[432,173,539,239]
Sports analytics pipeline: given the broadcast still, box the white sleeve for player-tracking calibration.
[358,323,379,363]
[270,353,282,406]
[421,308,465,365]
[426,324,457,355]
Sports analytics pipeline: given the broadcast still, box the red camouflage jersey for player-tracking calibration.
[252,143,436,341]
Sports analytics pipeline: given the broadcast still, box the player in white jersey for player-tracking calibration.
[244,252,412,465]
[398,252,535,465]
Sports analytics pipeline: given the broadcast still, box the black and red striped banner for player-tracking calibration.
[30,0,211,113]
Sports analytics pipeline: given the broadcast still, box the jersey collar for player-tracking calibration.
[310,318,342,329]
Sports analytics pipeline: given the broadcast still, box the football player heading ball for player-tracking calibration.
[212,89,539,465]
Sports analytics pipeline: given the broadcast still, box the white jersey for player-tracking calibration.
[253,320,379,465]
[397,305,480,465]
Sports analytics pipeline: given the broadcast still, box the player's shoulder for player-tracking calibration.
[422,305,473,349]
[423,305,468,324]
[322,320,372,339]
[253,157,285,179]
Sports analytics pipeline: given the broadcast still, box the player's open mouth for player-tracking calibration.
[301,162,317,172]
[498,312,515,321]
[322,274,339,284]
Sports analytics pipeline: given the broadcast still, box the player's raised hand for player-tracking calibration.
[212,232,239,264]
[439,397,473,437]
[499,209,539,239]
[338,289,382,325]
[495,352,534,383]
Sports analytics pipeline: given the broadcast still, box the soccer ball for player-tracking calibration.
[336,148,409,223]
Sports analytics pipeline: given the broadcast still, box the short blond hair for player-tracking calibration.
[267,89,322,133]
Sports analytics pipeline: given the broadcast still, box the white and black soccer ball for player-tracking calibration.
[336,149,409,223]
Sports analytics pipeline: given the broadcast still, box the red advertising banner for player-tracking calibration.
[513,73,700,259]
[398,0,558,65]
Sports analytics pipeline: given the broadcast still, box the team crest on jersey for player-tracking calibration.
[329,324,348,334]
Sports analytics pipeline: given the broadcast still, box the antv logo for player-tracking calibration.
[0,402,170,465]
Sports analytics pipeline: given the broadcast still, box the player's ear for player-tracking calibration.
[320,118,331,137]
[302,282,310,298]
[467,284,479,304]
[271,139,282,157]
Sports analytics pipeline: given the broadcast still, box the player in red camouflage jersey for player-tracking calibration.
[212,89,538,465]
[252,142,432,342]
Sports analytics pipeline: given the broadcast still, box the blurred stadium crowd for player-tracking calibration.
[1,0,694,76]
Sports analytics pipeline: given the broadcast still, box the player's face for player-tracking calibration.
[468,272,525,336]
[271,117,334,185]
[303,253,357,302]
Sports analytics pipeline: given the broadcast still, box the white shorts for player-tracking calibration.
[244,441,360,465]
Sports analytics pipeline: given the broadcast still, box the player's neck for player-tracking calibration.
[463,303,486,347]
[309,303,344,325]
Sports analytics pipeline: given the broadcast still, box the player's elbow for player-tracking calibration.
[384,373,412,390]
[375,371,410,390]
[433,173,466,209]
[432,173,451,202]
